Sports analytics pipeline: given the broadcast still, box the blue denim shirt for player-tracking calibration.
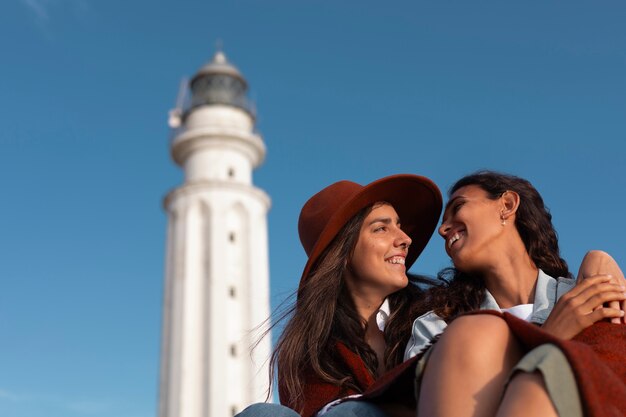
[403,269,576,360]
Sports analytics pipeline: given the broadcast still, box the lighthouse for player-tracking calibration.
[159,50,271,417]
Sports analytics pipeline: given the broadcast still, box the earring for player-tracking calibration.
[500,212,506,226]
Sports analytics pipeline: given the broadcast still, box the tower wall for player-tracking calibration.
[160,52,271,417]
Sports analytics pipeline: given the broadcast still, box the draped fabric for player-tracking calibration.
[362,312,626,417]
[500,313,626,417]
[278,342,375,417]
[280,313,626,417]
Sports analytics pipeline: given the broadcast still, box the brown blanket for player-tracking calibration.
[361,312,626,417]
[501,313,626,417]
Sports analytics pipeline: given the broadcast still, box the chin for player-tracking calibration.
[452,262,483,276]
[384,280,407,295]
[396,276,409,289]
[451,257,471,273]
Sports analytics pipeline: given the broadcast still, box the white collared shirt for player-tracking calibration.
[376,298,390,332]
[501,304,534,321]
[403,269,577,361]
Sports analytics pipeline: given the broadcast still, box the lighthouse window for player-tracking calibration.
[229,232,236,242]
[231,406,238,416]
[229,286,236,298]
[230,344,237,357]
[228,167,235,178]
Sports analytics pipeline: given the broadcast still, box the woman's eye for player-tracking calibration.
[374,226,386,232]
[451,202,464,214]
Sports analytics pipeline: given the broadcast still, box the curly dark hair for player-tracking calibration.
[426,171,572,322]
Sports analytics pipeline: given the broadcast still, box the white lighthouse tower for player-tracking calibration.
[159,50,271,417]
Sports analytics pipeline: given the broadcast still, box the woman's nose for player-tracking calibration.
[438,222,451,238]
[397,229,412,248]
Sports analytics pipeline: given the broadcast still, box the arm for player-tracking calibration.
[542,251,626,339]
[577,250,626,324]
[577,250,625,281]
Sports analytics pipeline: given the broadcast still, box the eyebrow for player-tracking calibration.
[444,196,463,212]
[367,216,401,226]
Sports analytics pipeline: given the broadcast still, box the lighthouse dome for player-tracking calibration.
[188,50,253,116]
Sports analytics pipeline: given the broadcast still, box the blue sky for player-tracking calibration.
[1,1,625,416]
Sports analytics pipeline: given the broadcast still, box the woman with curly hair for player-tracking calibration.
[412,171,625,417]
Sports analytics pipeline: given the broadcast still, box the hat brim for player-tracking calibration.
[301,174,442,282]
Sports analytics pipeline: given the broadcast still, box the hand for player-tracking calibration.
[584,274,626,325]
[577,250,626,324]
[541,274,626,339]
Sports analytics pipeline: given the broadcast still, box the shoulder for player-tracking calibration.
[404,310,447,360]
[538,269,576,300]
[528,270,576,324]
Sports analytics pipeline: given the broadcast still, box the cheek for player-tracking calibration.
[350,242,382,275]
[349,244,368,274]
[467,212,499,238]
[355,240,378,257]
[478,220,502,240]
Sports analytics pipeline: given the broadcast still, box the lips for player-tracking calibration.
[446,230,465,250]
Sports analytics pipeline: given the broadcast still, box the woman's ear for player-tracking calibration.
[500,190,520,222]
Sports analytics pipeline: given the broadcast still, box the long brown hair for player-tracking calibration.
[270,204,430,413]
[427,171,572,322]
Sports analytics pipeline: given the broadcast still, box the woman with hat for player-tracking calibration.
[238,173,442,417]
[409,171,626,417]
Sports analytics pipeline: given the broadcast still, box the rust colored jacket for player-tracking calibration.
[278,341,421,417]
[278,342,375,417]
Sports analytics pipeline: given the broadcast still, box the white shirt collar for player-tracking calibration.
[376,299,391,332]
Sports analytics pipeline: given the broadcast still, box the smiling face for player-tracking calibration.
[344,203,412,299]
[438,185,508,273]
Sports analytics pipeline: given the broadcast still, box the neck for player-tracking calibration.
[480,246,539,308]
[352,293,385,325]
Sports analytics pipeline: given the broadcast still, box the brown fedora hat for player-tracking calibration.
[298,174,442,283]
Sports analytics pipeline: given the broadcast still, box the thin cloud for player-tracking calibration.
[0,388,20,401]
[20,0,92,26]
[21,0,50,21]
[0,389,115,415]
[66,400,111,414]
